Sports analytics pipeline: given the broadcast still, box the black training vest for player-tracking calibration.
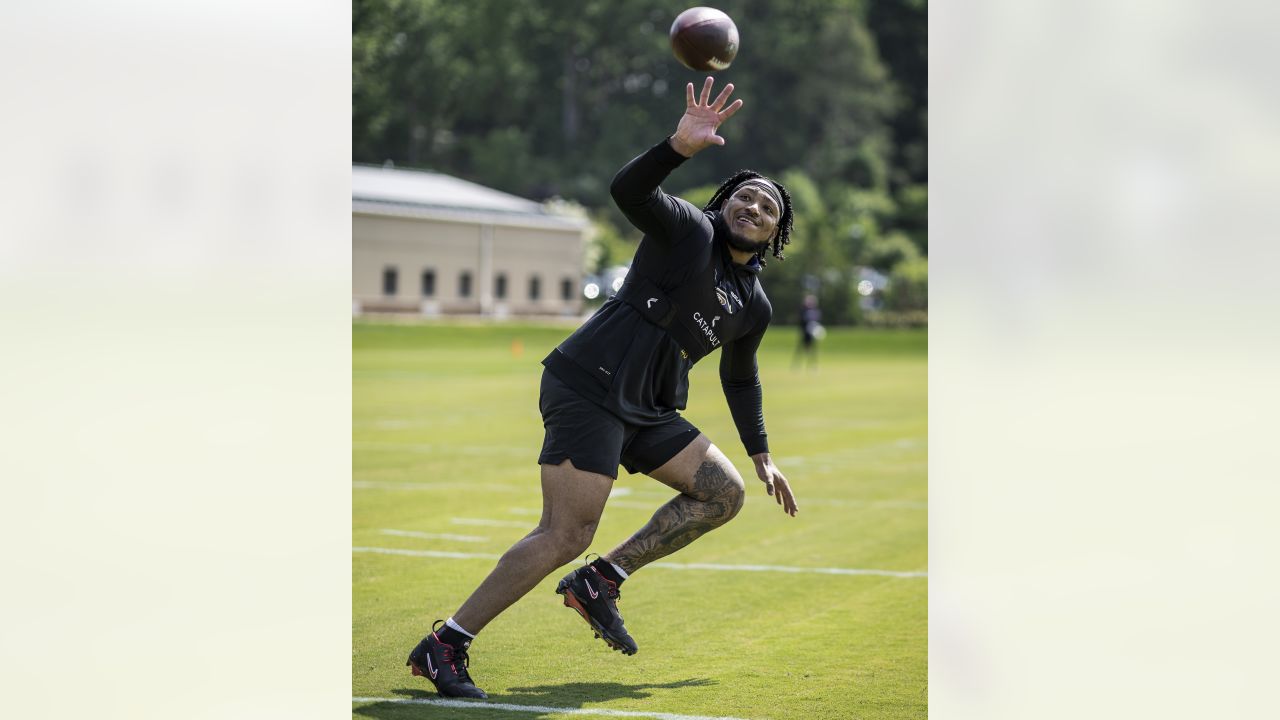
[615,239,759,363]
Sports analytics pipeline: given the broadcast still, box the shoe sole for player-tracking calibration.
[556,581,638,656]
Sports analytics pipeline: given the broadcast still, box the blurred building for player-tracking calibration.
[352,164,589,317]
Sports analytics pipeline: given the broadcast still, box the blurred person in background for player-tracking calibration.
[406,77,799,699]
[792,294,823,370]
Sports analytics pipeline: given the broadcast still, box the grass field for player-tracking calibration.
[353,320,927,720]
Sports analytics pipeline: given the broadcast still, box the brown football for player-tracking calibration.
[669,7,739,72]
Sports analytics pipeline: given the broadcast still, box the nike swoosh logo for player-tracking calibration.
[425,655,438,680]
[647,298,657,308]
[585,579,599,600]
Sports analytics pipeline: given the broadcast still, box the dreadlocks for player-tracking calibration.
[702,170,794,266]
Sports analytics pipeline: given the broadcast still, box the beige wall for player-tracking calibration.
[353,212,583,316]
[491,225,583,315]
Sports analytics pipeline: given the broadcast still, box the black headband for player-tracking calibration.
[732,178,784,211]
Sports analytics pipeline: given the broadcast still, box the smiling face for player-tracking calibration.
[720,181,781,254]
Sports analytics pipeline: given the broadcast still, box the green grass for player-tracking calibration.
[353,320,927,719]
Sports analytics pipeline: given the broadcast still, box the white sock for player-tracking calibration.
[609,561,630,580]
[445,617,476,639]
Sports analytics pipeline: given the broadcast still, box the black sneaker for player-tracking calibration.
[406,620,488,699]
[556,562,638,655]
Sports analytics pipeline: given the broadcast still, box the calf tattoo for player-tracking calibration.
[607,459,745,574]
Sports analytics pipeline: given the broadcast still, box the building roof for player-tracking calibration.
[352,164,588,231]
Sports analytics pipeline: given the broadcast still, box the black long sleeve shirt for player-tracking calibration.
[542,138,772,455]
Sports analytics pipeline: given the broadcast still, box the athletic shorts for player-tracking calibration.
[537,370,701,479]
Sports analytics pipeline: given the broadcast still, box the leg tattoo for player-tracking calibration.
[606,460,745,574]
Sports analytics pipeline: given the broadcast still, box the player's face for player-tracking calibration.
[721,184,780,254]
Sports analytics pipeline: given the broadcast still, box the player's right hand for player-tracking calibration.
[669,76,743,157]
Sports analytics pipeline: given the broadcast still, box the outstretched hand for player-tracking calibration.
[668,76,744,158]
[750,452,798,517]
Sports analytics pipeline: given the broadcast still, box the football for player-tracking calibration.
[669,7,739,72]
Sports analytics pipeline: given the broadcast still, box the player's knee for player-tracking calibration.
[688,459,745,523]
[549,520,598,564]
[689,458,739,503]
[720,474,746,522]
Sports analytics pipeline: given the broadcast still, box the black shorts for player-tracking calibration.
[537,370,701,479]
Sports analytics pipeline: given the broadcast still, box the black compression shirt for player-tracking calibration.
[542,138,773,456]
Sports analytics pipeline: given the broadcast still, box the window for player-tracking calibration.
[528,275,541,301]
[382,266,398,297]
[561,278,573,301]
[494,273,507,300]
[421,269,435,297]
[458,271,472,298]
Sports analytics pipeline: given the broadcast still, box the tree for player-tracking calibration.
[884,257,927,312]
[861,231,920,272]
[352,0,927,324]
[867,0,928,186]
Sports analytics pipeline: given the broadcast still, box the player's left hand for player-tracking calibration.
[750,452,798,517]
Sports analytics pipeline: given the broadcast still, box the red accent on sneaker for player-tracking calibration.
[562,591,591,623]
[590,568,618,597]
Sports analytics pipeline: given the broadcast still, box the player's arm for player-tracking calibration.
[609,140,698,240]
[719,303,798,517]
[610,77,743,241]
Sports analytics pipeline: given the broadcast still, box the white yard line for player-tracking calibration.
[354,547,500,560]
[799,497,927,510]
[648,560,926,578]
[451,518,530,528]
[356,481,924,510]
[352,547,925,578]
[350,696,757,720]
[379,529,488,542]
[602,485,926,510]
